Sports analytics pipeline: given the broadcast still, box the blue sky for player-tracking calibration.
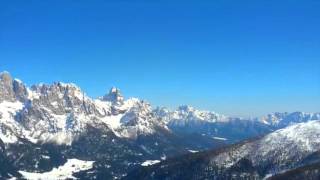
[1,0,319,117]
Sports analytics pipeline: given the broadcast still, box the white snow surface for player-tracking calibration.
[95,98,159,138]
[141,160,161,166]
[188,150,199,153]
[0,101,24,143]
[212,136,228,141]
[19,159,94,180]
[14,78,22,83]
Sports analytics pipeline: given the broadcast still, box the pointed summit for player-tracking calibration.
[102,87,124,104]
[0,71,14,102]
[0,71,28,102]
[0,71,13,84]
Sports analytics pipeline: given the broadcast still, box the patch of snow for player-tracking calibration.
[27,88,40,100]
[94,99,112,115]
[53,114,68,130]
[40,132,74,146]
[19,159,94,180]
[0,101,24,119]
[50,101,58,107]
[41,155,50,159]
[161,155,167,160]
[212,136,227,141]
[188,150,199,153]
[121,98,140,110]
[0,133,18,144]
[141,160,161,166]
[100,114,124,130]
[0,101,24,143]
[262,173,273,180]
[14,78,22,83]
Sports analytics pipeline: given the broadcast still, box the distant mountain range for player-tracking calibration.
[0,71,319,179]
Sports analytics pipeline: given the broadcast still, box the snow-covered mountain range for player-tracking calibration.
[0,71,319,179]
[2,71,318,146]
[0,71,224,179]
[0,71,168,146]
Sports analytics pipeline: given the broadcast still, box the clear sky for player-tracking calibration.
[1,0,319,117]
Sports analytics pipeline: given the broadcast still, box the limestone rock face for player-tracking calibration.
[102,87,124,105]
[0,72,16,102]
[0,72,28,102]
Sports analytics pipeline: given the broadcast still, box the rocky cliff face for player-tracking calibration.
[0,71,28,102]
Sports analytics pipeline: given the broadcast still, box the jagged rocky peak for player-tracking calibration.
[0,71,28,102]
[32,82,81,93]
[102,87,124,104]
[0,71,12,83]
[26,81,99,116]
[0,71,14,102]
[30,82,88,102]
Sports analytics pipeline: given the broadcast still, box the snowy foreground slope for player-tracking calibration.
[0,71,319,180]
[126,120,320,180]
[19,159,94,180]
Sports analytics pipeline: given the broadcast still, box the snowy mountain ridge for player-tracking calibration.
[0,72,164,146]
[0,71,319,146]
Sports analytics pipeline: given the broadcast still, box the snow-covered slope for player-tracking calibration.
[0,101,24,143]
[126,120,320,179]
[19,159,93,180]
[212,120,320,170]
[19,159,94,180]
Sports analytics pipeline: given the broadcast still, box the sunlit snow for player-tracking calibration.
[19,159,94,180]
[0,101,24,143]
[141,160,161,166]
